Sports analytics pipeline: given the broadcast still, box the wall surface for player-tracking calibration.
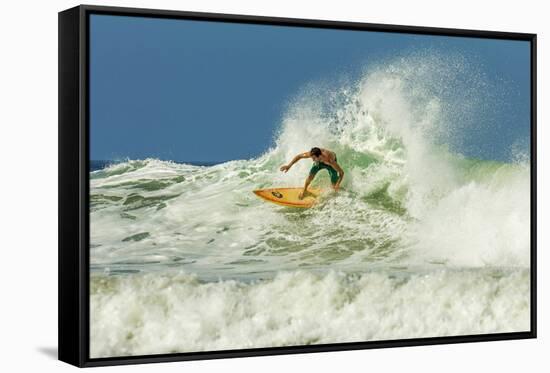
[0,0,546,371]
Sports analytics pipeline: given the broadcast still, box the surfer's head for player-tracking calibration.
[310,147,322,160]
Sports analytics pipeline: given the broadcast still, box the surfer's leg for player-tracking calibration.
[301,164,319,199]
[300,173,315,199]
[309,163,321,178]
[327,166,339,185]
[307,164,320,186]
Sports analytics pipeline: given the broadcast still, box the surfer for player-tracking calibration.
[280,147,344,199]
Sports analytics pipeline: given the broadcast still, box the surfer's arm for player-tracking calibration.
[280,152,310,172]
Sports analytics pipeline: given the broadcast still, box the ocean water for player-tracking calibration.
[89,55,530,358]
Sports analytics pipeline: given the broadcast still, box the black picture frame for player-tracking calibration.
[58,4,537,368]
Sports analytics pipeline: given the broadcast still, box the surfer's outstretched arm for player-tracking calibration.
[280,152,310,172]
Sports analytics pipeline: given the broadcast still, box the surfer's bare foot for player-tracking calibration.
[298,191,305,199]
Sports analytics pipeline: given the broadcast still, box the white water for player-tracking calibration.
[90,269,529,357]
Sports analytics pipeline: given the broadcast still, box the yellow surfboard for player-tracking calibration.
[253,187,323,208]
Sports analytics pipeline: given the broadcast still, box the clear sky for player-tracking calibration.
[89,14,530,163]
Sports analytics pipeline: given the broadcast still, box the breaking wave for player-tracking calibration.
[89,53,531,358]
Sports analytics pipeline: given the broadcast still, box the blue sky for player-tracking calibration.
[89,14,530,162]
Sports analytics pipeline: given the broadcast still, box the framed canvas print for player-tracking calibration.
[58,5,537,367]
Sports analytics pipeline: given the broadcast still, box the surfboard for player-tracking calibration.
[253,187,323,208]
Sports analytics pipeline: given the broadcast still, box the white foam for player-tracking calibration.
[90,269,530,358]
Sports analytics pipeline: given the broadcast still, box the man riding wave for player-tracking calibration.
[280,147,344,199]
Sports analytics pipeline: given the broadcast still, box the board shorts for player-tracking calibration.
[310,157,339,185]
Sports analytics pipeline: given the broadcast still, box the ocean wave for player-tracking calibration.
[89,53,530,275]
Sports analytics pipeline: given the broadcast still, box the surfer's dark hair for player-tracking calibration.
[310,147,322,157]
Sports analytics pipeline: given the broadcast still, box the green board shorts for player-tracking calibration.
[310,157,339,185]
